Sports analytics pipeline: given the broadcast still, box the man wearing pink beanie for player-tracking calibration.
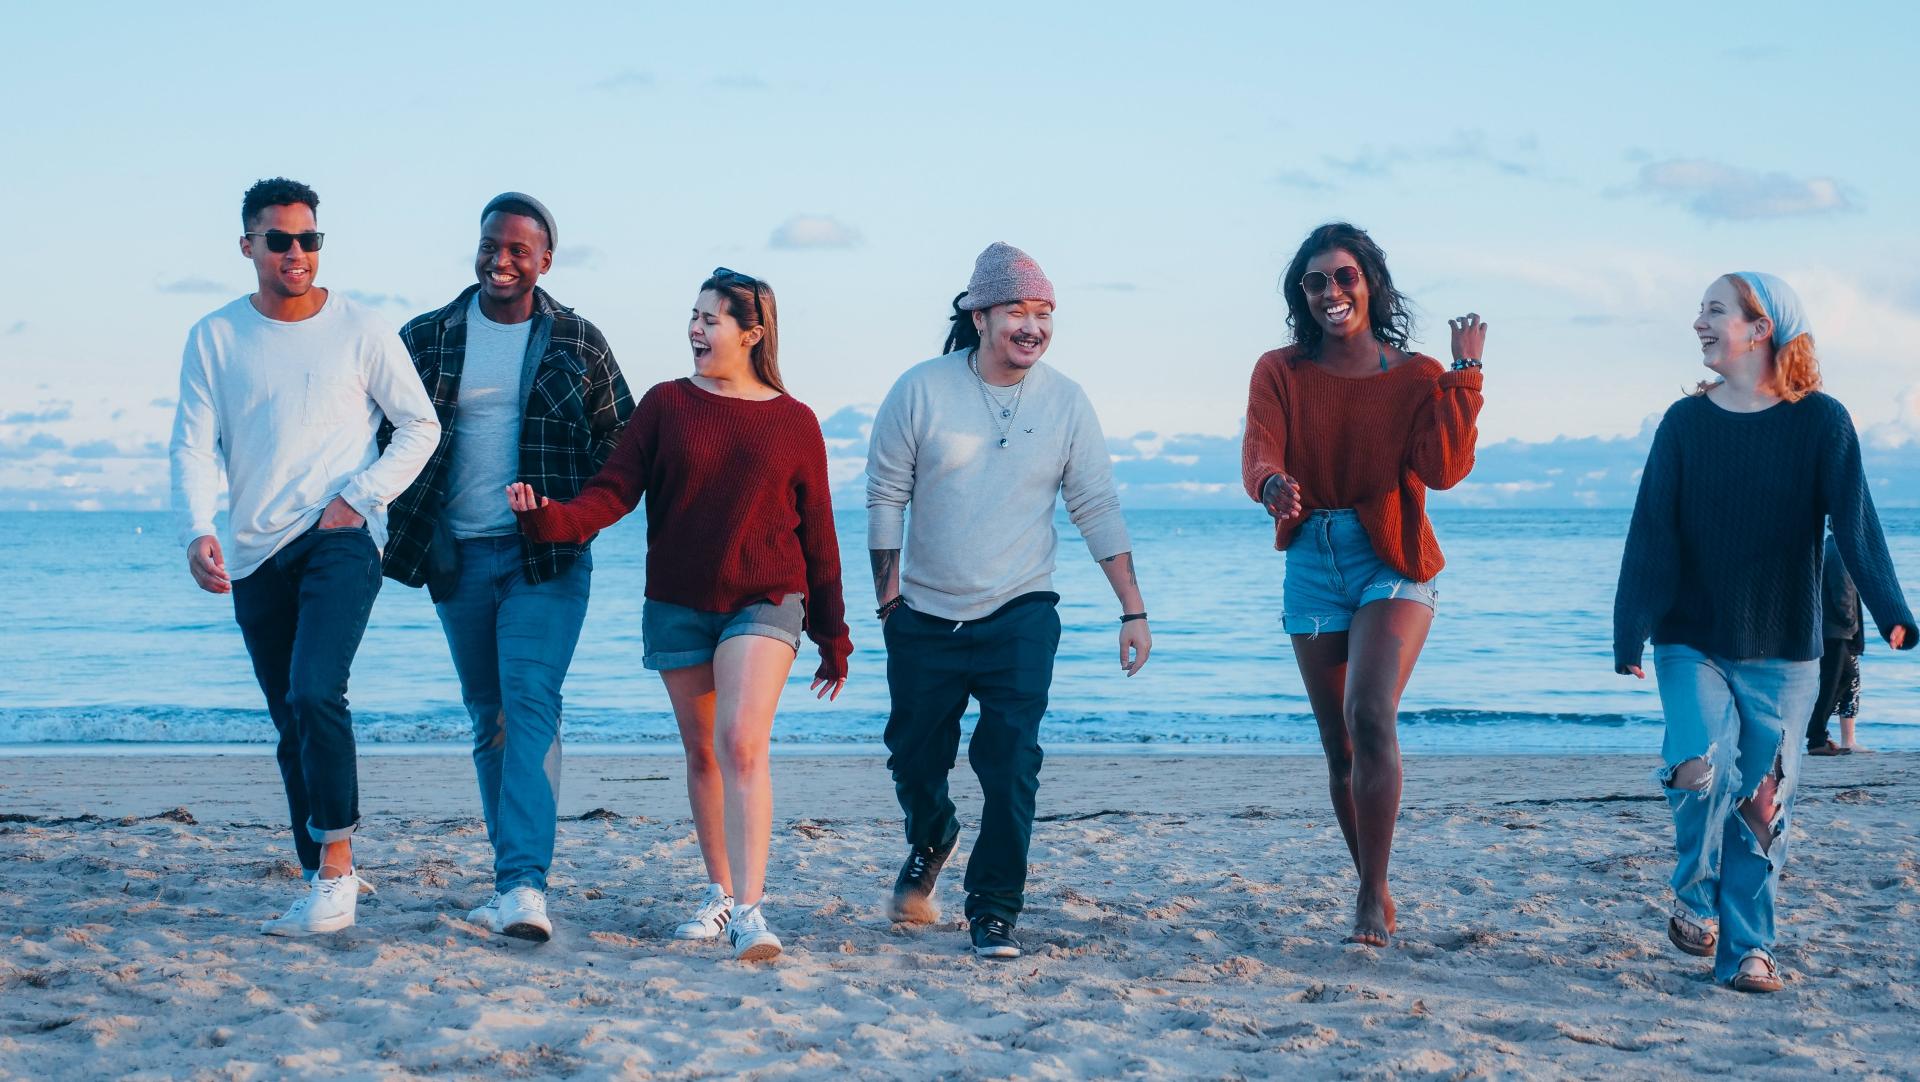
[866,241,1153,959]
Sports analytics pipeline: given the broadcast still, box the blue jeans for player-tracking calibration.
[435,537,592,893]
[1653,644,1820,983]
[232,523,383,873]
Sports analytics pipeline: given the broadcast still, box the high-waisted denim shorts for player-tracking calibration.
[1281,509,1436,636]
[641,595,804,670]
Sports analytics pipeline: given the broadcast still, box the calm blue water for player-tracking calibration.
[3,509,1917,754]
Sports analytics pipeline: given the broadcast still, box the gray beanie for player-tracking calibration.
[957,241,1055,311]
[482,191,557,251]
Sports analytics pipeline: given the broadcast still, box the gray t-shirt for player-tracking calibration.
[442,296,531,538]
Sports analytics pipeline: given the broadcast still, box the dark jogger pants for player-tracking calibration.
[232,523,383,872]
[882,592,1061,923]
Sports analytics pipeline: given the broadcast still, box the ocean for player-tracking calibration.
[4,509,1917,754]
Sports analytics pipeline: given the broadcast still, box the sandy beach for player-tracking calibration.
[2,750,1915,1080]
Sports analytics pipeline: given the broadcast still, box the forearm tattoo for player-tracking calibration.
[871,549,900,602]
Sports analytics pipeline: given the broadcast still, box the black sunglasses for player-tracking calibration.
[246,230,325,253]
[711,266,765,325]
[1300,266,1362,294]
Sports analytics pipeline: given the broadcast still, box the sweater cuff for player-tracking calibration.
[814,637,852,682]
[514,503,569,544]
[1613,642,1645,674]
[1438,367,1485,391]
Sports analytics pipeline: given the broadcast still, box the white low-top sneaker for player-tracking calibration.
[262,871,360,936]
[498,886,552,942]
[727,901,782,962]
[466,887,553,943]
[673,883,735,941]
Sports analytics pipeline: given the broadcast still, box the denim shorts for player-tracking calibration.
[1281,509,1437,636]
[641,595,805,670]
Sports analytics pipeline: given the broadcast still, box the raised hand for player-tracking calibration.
[187,534,230,594]
[1261,472,1302,520]
[505,482,550,513]
[1448,313,1488,363]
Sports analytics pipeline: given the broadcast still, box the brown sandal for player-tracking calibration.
[1731,950,1783,992]
[1667,909,1716,958]
[1808,741,1850,757]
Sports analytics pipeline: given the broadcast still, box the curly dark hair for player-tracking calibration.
[241,177,319,228]
[1280,222,1413,359]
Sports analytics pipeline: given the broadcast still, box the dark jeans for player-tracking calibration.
[435,536,592,892]
[232,523,383,872]
[1805,638,1854,749]
[882,592,1060,923]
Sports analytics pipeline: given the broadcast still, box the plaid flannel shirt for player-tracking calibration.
[381,284,634,588]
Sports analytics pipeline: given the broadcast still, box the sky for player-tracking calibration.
[2,0,1917,509]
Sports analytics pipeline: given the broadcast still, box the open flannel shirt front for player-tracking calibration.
[380,284,634,588]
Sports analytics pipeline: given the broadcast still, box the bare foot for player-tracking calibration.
[1346,891,1395,946]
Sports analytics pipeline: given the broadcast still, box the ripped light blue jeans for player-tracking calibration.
[1281,509,1437,635]
[1653,644,1820,984]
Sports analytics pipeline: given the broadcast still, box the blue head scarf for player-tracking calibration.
[1732,271,1812,349]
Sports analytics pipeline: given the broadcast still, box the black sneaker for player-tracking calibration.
[888,836,956,924]
[969,916,1022,959]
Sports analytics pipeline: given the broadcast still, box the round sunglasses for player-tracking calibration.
[1300,266,1362,294]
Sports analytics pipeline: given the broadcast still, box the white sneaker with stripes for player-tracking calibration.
[673,882,734,941]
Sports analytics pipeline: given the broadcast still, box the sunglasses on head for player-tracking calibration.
[1300,266,1362,294]
[711,266,765,325]
[246,230,325,254]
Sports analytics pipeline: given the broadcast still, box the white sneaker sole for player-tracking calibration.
[973,943,1021,959]
[734,937,782,962]
[674,923,723,941]
[262,912,354,937]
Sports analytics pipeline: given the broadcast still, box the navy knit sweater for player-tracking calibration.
[1613,392,1916,672]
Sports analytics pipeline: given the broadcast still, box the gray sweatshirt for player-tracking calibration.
[866,351,1132,621]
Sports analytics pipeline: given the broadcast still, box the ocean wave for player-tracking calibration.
[0,705,1671,745]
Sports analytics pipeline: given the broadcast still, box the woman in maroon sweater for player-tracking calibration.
[507,269,850,962]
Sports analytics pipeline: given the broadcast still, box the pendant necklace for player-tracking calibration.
[969,354,1027,448]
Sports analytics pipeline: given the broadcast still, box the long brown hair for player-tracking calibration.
[1693,273,1821,402]
[700,271,785,393]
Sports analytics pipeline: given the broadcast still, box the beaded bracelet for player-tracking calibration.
[1452,358,1483,371]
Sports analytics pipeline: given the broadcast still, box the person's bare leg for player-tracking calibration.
[318,838,353,878]
[662,663,731,892]
[1740,768,1782,855]
[1841,714,1860,751]
[711,636,796,907]
[1292,630,1358,870]
[1342,599,1433,945]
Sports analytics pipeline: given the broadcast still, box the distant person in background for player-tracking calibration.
[170,177,439,935]
[510,269,850,963]
[382,193,634,943]
[1240,221,1485,948]
[1615,272,1915,993]
[867,242,1152,960]
[1806,533,1866,757]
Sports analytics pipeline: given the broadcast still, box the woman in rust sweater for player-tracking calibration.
[507,269,851,963]
[1241,222,1485,946]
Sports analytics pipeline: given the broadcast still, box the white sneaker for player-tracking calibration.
[727,901,782,962]
[673,883,735,941]
[467,887,553,943]
[262,871,360,936]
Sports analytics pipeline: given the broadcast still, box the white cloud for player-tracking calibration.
[1630,158,1853,220]
[769,215,862,250]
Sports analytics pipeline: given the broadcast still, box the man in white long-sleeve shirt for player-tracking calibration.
[866,242,1152,959]
[170,177,439,936]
